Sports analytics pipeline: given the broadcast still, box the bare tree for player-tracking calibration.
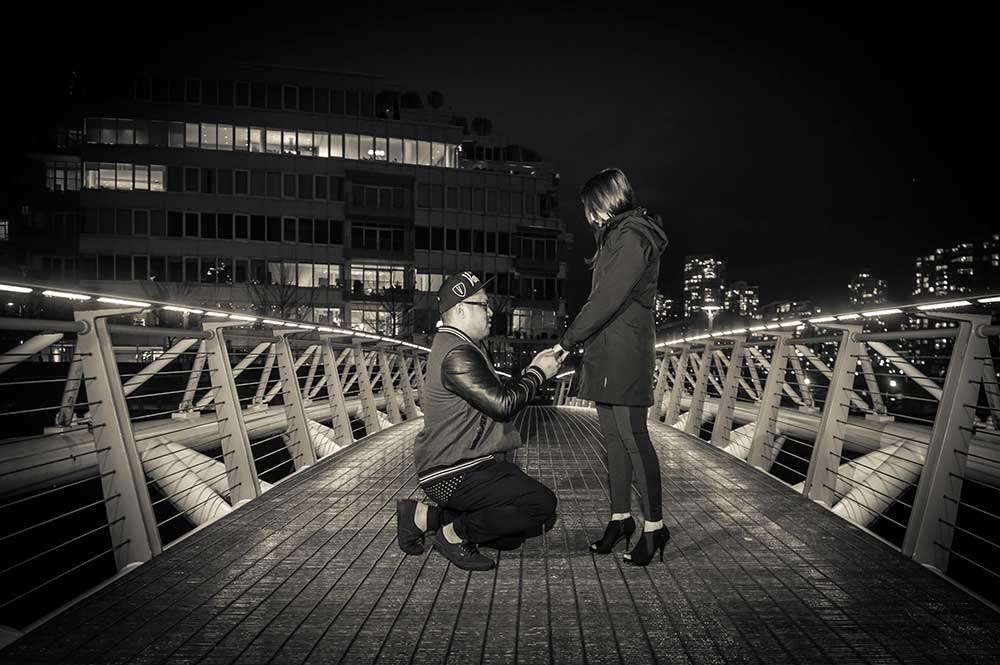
[246,265,317,321]
[363,284,414,337]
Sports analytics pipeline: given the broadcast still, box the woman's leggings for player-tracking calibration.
[596,403,663,522]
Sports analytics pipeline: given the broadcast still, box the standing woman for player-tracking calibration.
[553,168,670,566]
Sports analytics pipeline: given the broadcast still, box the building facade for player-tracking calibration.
[759,299,819,321]
[848,271,888,307]
[6,66,567,367]
[913,243,975,298]
[723,280,760,319]
[682,254,725,319]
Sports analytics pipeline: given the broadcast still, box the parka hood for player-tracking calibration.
[603,207,669,258]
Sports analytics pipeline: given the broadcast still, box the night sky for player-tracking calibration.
[7,4,994,314]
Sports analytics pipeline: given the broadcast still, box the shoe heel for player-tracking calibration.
[625,535,631,550]
[658,543,665,562]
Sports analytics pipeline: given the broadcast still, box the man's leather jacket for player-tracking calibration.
[441,344,546,423]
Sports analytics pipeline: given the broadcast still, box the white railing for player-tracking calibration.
[555,295,1000,605]
[0,280,426,638]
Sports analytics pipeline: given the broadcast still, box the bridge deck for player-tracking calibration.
[2,406,997,664]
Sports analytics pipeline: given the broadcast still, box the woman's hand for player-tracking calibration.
[549,344,569,364]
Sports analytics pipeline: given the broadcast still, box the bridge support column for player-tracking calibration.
[75,309,161,570]
[858,343,887,416]
[396,353,420,418]
[274,333,318,469]
[319,337,355,448]
[652,351,672,419]
[353,343,382,435]
[710,337,747,448]
[663,343,690,426]
[202,322,262,504]
[903,314,990,572]
[684,341,715,436]
[747,333,793,471]
[54,349,85,427]
[378,348,404,423]
[412,353,426,403]
[803,325,862,506]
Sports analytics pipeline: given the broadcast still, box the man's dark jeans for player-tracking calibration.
[440,460,558,550]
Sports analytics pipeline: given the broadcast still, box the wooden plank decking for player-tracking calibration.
[2,406,998,664]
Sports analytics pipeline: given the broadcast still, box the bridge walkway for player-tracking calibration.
[1,406,997,664]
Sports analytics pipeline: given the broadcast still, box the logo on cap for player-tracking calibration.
[452,283,467,297]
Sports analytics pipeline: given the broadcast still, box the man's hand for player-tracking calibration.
[530,348,562,380]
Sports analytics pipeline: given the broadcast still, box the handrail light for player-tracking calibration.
[916,300,972,311]
[861,308,903,317]
[42,290,91,301]
[97,297,151,307]
[0,284,32,294]
[163,305,204,314]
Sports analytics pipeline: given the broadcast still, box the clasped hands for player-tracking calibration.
[530,343,571,380]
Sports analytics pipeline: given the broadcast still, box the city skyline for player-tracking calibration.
[3,6,994,317]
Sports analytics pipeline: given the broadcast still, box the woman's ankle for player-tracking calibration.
[611,512,631,521]
[643,520,664,532]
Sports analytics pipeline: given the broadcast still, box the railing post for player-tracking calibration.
[663,343,690,426]
[396,351,420,418]
[54,349,85,427]
[178,340,208,412]
[858,342,888,417]
[802,324,862,505]
[747,333,792,471]
[273,333,318,469]
[377,348,404,423]
[352,342,382,435]
[789,351,816,411]
[319,337,355,448]
[412,354,426,402]
[201,322,261,505]
[303,345,322,399]
[903,314,990,571]
[684,341,715,436]
[710,336,747,448]
[652,351,672,420]
[74,309,161,569]
[253,343,276,407]
[745,347,763,399]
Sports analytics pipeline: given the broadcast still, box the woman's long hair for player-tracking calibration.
[581,168,637,267]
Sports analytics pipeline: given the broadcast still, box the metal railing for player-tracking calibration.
[555,295,1000,605]
[0,280,427,634]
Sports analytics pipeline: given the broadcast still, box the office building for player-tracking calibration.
[6,65,567,366]
[683,254,725,319]
[848,271,888,307]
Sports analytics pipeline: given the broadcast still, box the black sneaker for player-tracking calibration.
[396,499,426,555]
[432,529,495,571]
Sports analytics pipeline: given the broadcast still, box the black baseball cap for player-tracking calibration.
[437,272,494,313]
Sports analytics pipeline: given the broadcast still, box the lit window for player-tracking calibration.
[199,123,217,149]
[218,125,233,151]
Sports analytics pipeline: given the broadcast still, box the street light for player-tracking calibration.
[703,304,721,330]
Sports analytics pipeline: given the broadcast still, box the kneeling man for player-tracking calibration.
[396,272,564,570]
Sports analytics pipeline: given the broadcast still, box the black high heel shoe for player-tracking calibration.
[624,526,670,566]
[589,517,636,554]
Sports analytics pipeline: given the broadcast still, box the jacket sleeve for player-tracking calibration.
[561,230,650,349]
[441,346,546,422]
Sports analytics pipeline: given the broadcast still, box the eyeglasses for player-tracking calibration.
[464,300,492,312]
